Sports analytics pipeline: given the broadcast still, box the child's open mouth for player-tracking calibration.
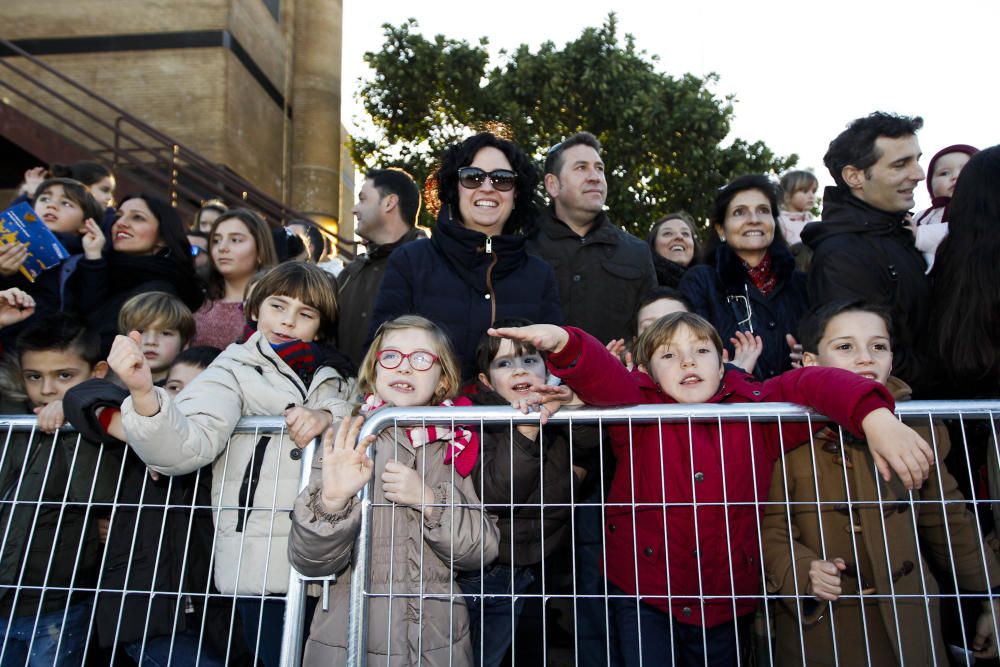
[389,382,414,392]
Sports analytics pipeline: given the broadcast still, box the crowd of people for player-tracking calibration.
[0,110,999,666]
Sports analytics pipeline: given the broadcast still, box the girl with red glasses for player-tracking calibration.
[288,315,500,666]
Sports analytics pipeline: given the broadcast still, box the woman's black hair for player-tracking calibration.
[118,193,195,275]
[700,174,788,265]
[49,161,112,187]
[435,132,542,236]
[928,145,1000,389]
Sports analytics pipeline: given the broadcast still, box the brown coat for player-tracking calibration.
[288,427,500,666]
[762,378,1000,666]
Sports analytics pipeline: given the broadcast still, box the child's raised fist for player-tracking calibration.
[108,331,154,396]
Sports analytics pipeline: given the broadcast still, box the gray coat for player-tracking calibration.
[289,427,500,666]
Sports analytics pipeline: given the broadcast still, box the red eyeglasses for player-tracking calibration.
[376,348,439,371]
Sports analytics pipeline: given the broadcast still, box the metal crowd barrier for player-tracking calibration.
[2,401,999,666]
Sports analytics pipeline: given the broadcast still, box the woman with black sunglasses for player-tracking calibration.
[369,132,563,382]
[679,174,808,380]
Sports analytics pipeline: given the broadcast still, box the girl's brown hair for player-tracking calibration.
[358,315,461,405]
[633,311,724,370]
[206,209,279,300]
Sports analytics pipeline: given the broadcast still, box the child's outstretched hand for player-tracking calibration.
[489,324,569,354]
[605,338,634,370]
[81,218,106,260]
[107,332,157,415]
[722,331,763,374]
[807,558,846,601]
[382,459,434,518]
[861,407,934,489]
[785,333,804,369]
[34,400,66,434]
[284,406,333,448]
[0,288,35,329]
[20,166,46,197]
[320,416,375,513]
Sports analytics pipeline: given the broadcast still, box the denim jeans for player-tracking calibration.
[123,627,225,666]
[609,583,750,667]
[0,601,90,667]
[457,563,535,667]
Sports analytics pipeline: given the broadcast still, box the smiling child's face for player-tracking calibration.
[647,323,724,404]
[803,311,892,386]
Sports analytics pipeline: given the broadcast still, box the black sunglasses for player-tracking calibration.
[457,167,517,192]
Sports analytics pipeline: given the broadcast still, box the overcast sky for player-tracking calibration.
[342,0,998,211]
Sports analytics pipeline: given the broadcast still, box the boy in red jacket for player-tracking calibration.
[490,313,933,667]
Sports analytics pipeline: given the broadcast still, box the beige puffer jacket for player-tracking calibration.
[289,426,500,666]
[122,332,354,595]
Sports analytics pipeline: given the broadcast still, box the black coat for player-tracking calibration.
[369,208,563,382]
[802,187,930,391]
[62,379,217,648]
[526,207,656,346]
[679,242,808,380]
[69,251,204,355]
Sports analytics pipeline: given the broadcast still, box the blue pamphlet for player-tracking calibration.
[0,201,70,282]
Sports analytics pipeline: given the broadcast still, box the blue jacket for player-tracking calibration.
[680,242,808,380]
[369,209,563,381]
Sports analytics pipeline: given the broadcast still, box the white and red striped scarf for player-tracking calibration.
[360,394,479,477]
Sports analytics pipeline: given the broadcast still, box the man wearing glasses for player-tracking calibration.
[528,132,655,348]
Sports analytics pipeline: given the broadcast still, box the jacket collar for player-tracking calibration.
[429,206,528,287]
[539,205,619,245]
[713,241,796,293]
[363,225,426,261]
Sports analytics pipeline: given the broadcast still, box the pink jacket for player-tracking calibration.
[547,327,893,627]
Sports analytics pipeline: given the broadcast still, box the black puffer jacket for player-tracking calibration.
[369,208,563,382]
[680,241,808,380]
[802,187,930,391]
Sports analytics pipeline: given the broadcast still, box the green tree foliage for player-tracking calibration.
[350,15,797,236]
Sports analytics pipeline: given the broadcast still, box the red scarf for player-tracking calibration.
[360,394,479,477]
[741,251,777,296]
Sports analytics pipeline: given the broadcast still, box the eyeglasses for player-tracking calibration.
[190,245,204,257]
[376,348,439,371]
[457,167,517,192]
[726,285,754,334]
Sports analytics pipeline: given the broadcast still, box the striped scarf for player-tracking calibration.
[361,394,479,477]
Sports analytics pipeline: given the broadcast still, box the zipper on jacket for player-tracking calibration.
[485,236,493,254]
[259,339,307,400]
[485,249,498,324]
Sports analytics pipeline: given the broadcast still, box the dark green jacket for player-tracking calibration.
[0,400,120,618]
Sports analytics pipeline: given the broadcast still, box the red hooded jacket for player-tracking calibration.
[547,327,893,628]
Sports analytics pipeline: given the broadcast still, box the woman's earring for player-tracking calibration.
[719,235,726,242]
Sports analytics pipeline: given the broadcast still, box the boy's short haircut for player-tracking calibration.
[16,313,101,367]
[630,287,694,339]
[118,291,196,345]
[797,300,894,354]
[475,317,542,375]
[244,262,339,342]
[173,345,222,369]
[779,170,819,197]
[359,315,461,404]
[633,311,724,370]
[34,177,104,224]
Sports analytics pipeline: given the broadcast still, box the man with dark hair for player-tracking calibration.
[528,132,655,346]
[336,168,424,366]
[802,112,929,391]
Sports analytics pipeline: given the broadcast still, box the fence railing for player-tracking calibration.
[2,401,998,666]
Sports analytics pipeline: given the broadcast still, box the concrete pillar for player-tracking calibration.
[288,0,342,231]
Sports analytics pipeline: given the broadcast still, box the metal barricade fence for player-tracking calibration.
[2,402,999,666]
[340,401,1000,667]
[0,415,311,667]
